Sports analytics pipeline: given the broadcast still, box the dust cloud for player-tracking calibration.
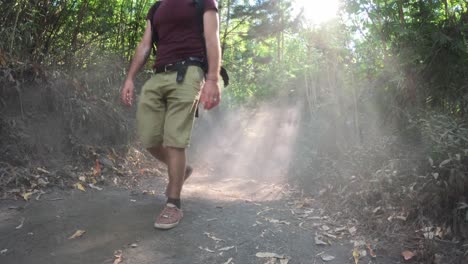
[188,101,302,200]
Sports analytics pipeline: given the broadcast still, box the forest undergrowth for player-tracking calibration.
[291,107,468,263]
[0,58,164,198]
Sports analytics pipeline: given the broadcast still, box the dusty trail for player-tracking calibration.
[0,108,397,264]
[0,173,353,264]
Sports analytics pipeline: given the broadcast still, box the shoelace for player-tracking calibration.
[160,207,179,219]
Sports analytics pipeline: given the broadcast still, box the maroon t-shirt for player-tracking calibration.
[146,0,218,68]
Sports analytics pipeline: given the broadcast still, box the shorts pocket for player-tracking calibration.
[186,66,204,91]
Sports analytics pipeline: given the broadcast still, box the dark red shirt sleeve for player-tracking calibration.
[146,3,158,21]
[204,0,218,12]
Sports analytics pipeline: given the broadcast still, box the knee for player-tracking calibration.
[147,145,164,158]
[165,146,186,155]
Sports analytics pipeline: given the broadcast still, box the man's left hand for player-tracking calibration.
[200,79,220,110]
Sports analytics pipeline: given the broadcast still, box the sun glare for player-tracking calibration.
[295,0,340,24]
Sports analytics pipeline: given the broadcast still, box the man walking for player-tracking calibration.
[120,0,221,229]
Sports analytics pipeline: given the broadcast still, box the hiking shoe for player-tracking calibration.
[154,203,183,230]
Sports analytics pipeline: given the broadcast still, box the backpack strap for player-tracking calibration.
[193,0,230,86]
[193,0,205,35]
[149,1,162,56]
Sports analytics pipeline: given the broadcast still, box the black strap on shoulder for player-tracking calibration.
[149,1,162,56]
[193,0,229,86]
[193,0,205,35]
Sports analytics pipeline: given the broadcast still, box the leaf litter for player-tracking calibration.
[256,252,285,258]
[401,250,416,260]
[352,247,360,264]
[113,250,123,264]
[321,253,335,262]
[15,217,25,229]
[256,252,290,264]
[315,234,329,245]
[68,230,86,239]
[256,252,290,263]
[218,246,235,252]
[73,183,86,192]
[88,183,103,191]
[203,232,224,242]
[223,258,233,264]
[199,246,215,253]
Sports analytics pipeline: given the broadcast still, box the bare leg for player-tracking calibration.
[148,146,193,197]
[148,145,168,164]
[165,147,186,199]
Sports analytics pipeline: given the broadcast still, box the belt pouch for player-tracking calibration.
[176,64,188,83]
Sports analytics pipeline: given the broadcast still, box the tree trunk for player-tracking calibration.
[397,0,406,28]
[221,0,232,57]
[9,1,22,56]
[442,0,449,20]
[68,0,89,68]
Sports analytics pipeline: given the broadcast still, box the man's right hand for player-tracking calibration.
[121,79,134,107]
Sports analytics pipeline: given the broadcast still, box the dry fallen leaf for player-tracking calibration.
[315,235,328,245]
[15,217,25,229]
[439,159,451,168]
[93,159,101,176]
[198,246,215,253]
[68,230,86,239]
[113,250,123,264]
[323,232,337,239]
[204,232,224,242]
[256,252,286,259]
[218,246,235,252]
[35,190,46,201]
[321,254,335,262]
[223,258,233,264]
[335,226,347,233]
[37,167,50,174]
[21,192,34,201]
[353,247,360,264]
[367,243,377,258]
[402,250,416,261]
[74,183,86,192]
[88,184,103,191]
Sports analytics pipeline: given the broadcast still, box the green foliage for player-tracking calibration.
[345,0,468,116]
[0,0,151,67]
[420,113,468,159]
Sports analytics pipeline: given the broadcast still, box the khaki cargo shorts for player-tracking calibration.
[137,66,204,149]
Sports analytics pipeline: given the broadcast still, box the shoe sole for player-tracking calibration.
[154,221,180,230]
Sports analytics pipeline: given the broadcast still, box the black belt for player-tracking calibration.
[154,57,206,74]
[154,57,229,87]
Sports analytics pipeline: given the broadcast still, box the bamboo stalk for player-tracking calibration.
[10,1,22,55]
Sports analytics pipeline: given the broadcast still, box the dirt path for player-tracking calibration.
[0,108,398,264]
[0,163,399,264]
